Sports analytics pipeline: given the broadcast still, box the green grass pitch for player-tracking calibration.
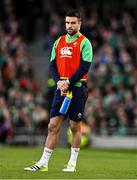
[0,146,136,179]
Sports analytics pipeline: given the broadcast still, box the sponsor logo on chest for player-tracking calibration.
[60,46,73,58]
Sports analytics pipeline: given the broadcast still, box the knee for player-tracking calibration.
[70,124,80,134]
[48,122,59,134]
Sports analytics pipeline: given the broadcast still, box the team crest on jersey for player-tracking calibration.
[73,42,77,47]
[60,47,73,58]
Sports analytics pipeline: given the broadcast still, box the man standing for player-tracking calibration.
[24,9,93,172]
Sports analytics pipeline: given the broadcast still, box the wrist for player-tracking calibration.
[57,79,61,84]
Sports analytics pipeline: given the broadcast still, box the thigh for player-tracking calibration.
[50,89,64,119]
[68,85,88,122]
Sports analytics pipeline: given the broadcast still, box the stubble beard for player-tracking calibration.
[67,29,77,36]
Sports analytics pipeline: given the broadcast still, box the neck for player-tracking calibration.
[68,31,80,38]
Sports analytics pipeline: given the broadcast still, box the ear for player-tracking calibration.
[79,20,82,26]
[78,20,82,30]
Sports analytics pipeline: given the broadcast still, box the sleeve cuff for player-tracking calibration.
[66,79,70,84]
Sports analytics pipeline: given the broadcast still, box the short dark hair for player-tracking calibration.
[65,10,81,20]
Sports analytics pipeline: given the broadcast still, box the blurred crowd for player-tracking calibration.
[84,5,137,136]
[0,0,49,144]
[0,0,137,144]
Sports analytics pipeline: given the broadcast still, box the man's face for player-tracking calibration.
[65,16,81,36]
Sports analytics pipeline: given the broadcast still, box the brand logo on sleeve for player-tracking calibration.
[60,47,72,58]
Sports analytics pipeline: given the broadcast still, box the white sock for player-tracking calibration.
[37,147,53,167]
[68,147,80,166]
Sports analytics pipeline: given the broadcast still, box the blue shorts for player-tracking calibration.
[50,84,88,122]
